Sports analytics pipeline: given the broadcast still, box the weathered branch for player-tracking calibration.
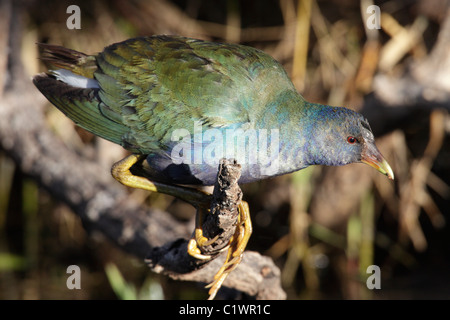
[143,159,284,299]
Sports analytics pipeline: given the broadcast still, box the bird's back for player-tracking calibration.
[33,35,301,185]
[95,35,297,151]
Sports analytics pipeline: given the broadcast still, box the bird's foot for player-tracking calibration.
[187,201,252,300]
[187,205,228,260]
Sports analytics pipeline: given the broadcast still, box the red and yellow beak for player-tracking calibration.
[361,144,394,180]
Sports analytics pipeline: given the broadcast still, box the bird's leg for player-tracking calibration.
[111,154,252,299]
[112,154,215,256]
[111,154,212,206]
[206,201,252,300]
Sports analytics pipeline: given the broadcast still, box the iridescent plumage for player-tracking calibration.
[33,35,393,185]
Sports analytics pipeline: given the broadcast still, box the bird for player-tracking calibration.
[33,35,394,299]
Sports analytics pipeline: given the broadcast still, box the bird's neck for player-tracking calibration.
[257,97,343,177]
[254,92,313,177]
[300,102,349,167]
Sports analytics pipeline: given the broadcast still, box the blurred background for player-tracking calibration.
[0,0,449,299]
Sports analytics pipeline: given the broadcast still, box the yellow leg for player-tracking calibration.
[206,201,252,300]
[111,154,211,206]
[111,154,253,299]
[112,154,213,260]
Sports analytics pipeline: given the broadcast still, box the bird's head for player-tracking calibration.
[305,106,394,180]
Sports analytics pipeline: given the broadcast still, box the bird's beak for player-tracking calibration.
[361,144,394,180]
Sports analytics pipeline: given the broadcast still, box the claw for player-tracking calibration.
[199,234,220,247]
[187,239,211,260]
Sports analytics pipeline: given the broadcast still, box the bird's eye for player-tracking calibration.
[347,136,357,144]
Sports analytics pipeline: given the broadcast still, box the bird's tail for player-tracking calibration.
[33,44,128,147]
[37,43,97,78]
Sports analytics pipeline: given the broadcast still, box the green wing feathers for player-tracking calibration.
[34,43,131,149]
[33,36,297,156]
[33,74,130,148]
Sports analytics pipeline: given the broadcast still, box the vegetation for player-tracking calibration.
[0,0,449,299]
